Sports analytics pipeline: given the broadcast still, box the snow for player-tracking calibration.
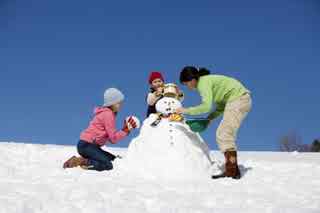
[0,142,319,213]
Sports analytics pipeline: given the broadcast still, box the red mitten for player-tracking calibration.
[122,117,138,134]
[122,119,130,134]
[128,117,138,129]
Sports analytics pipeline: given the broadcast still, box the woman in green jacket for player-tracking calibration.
[176,66,252,179]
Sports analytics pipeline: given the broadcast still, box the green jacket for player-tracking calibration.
[185,75,249,119]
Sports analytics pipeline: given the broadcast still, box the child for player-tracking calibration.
[63,88,138,171]
[146,71,165,117]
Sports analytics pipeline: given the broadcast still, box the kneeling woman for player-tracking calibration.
[176,66,252,179]
[63,88,138,171]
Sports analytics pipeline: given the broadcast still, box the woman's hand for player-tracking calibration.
[175,107,187,114]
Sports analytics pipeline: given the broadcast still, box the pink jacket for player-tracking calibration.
[80,107,127,146]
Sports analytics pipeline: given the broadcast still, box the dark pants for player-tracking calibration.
[77,140,116,171]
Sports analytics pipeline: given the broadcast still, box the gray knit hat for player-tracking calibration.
[103,88,125,107]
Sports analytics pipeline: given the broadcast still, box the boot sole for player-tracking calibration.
[211,174,241,180]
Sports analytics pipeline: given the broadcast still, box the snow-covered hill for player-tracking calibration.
[0,142,319,213]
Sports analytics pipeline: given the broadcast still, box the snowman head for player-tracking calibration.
[156,97,182,115]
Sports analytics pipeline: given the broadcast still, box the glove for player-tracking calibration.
[122,116,137,134]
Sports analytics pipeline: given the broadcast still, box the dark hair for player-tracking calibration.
[179,66,210,83]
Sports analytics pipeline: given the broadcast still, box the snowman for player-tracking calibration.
[122,85,218,180]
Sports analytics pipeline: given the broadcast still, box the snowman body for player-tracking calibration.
[124,97,215,179]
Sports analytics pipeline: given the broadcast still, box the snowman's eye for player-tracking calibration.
[164,101,167,104]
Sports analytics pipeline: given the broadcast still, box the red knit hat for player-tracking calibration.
[148,71,164,84]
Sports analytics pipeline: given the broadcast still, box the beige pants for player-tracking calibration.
[216,93,252,152]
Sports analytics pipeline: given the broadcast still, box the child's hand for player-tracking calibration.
[154,87,163,97]
[122,116,139,134]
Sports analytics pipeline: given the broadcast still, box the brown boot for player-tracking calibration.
[63,156,89,169]
[212,151,241,179]
[224,151,241,179]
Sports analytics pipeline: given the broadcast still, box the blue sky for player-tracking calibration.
[1,0,319,151]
